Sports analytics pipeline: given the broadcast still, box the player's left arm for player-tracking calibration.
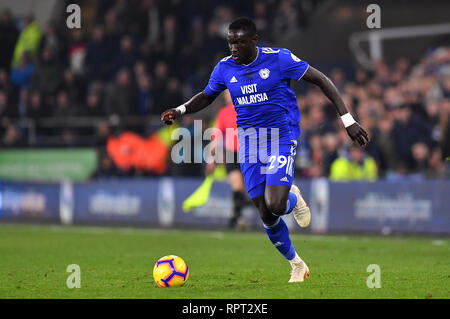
[301,66,370,147]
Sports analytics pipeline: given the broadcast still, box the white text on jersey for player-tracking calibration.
[240,83,258,95]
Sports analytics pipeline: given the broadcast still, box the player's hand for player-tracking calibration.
[161,108,182,125]
[346,122,370,147]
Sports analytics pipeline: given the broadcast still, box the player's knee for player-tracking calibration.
[259,209,278,225]
[264,197,285,216]
[264,189,289,215]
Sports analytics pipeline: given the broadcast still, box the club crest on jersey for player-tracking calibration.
[259,68,270,79]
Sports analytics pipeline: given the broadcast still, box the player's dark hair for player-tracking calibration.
[228,17,257,36]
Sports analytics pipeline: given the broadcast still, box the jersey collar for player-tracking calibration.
[242,47,260,67]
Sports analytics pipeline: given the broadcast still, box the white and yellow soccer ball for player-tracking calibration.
[153,255,189,287]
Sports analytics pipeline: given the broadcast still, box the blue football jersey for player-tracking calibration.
[204,46,309,142]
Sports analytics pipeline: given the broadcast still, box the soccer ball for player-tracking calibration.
[153,255,189,287]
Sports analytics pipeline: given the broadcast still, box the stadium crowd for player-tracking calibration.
[0,0,449,181]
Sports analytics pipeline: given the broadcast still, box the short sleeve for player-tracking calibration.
[279,49,309,81]
[204,62,226,97]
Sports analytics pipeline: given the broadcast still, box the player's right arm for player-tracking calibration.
[161,91,215,125]
[161,61,227,125]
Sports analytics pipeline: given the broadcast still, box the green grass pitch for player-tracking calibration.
[0,223,448,299]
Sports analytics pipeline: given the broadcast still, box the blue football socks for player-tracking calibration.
[282,191,297,215]
[263,217,296,261]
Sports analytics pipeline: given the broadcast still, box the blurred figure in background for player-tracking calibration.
[10,52,34,90]
[330,145,378,182]
[392,104,432,172]
[11,14,41,68]
[1,123,25,147]
[0,9,19,71]
[206,90,251,230]
[105,68,137,117]
[91,149,123,179]
[84,25,111,81]
[31,46,62,96]
[410,142,430,179]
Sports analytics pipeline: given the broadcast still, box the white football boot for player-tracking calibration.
[290,184,311,227]
[288,260,310,283]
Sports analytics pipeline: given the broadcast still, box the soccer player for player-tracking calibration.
[161,18,369,282]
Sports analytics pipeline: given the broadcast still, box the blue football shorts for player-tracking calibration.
[239,139,297,199]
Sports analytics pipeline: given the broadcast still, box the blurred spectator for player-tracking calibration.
[61,128,76,147]
[151,61,169,111]
[133,60,148,79]
[17,88,28,119]
[27,91,48,119]
[91,149,124,179]
[95,121,111,146]
[162,15,177,55]
[140,0,160,46]
[440,98,450,159]
[137,74,152,115]
[111,35,138,72]
[53,91,79,118]
[303,133,324,178]
[67,29,87,76]
[85,91,105,117]
[271,0,298,42]
[31,46,62,95]
[410,142,430,178]
[424,148,449,179]
[1,124,25,147]
[330,145,378,182]
[11,14,42,68]
[168,114,206,177]
[0,90,17,120]
[441,75,450,99]
[253,1,269,41]
[0,69,13,95]
[104,7,125,41]
[10,52,34,90]
[204,20,228,63]
[355,68,369,86]
[39,22,65,63]
[392,104,432,171]
[0,9,19,71]
[330,68,346,92]
[321,132,339,176]
[104,68,137,116]
[377,116,400,176]
[84,25,111,81]
[59,68,85,103]
[305,104,335,136]
[155,77,183,115]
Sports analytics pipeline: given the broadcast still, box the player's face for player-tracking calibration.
[227,29,257,65]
